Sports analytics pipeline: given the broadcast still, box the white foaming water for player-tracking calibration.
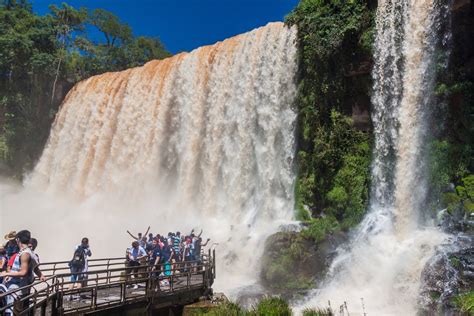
[298,1,448,314]
[0,22,298,295]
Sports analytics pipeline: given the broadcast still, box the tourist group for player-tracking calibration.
[0,227,211,313]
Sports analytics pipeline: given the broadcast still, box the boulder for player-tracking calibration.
[260,230,346,297]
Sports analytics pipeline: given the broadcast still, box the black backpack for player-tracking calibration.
[70,247,85,269]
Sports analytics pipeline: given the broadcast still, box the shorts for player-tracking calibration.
[70,267,84,282]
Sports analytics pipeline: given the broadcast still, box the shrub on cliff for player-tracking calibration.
[441,174,474,218]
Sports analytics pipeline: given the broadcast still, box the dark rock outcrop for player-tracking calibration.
[260,230,346,299]
[419,233,474,314]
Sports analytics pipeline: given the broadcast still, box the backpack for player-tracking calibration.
[70,247,85,269]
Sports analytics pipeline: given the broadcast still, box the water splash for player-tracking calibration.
[0,22,299,295]
[298,1,450,314]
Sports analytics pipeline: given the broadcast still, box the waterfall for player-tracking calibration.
[298,1,449,314]
[1,22,298,294]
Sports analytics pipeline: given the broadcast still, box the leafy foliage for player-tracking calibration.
[301,216,339,243]
[441,174,474,217]
[254,297,292,316]
[189,298,291,316]
[286,0,374,230]
[429,5,474,206]
[453,292,474,314]
[188,302,246,316]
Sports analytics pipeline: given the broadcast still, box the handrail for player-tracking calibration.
[37,257,126,276]
[0,253,215,315]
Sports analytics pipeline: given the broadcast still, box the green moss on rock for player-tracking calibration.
[261,227,346,292]
[261,232,317,290]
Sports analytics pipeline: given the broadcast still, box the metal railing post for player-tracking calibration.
[50,292,59,316]
[121,282,126,303]
[41,302,47,316]
[92,287,97,310]
[212,249,216,280]
[187,271,190,289]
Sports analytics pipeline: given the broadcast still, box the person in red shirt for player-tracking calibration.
[6,253,17,272]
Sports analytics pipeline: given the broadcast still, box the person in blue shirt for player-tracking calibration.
[149,239,161,270]
[148,238,162,289]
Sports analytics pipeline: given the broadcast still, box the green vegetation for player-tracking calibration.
[189,297,291,316]
[428,139,472,214]
[301,216,339,243]
[449,255,462,269]
[255,297,292,316]
[189,298,339,316]
[453,292,474,314]
[440,174,474,218]
[0,1,170,176]
[429,5,473,216]
[187,302,244,316]
[285,0,375,232]
[429,291,441,301]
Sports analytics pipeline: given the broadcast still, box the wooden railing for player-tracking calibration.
[0,249,216,315]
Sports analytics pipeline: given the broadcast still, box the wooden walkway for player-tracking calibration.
[0,251,216,315]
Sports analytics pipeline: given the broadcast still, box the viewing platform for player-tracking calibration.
[0,250,216,315]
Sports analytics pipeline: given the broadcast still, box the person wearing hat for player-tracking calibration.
[4,231,19,260]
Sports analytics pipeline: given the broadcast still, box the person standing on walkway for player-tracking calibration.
[126,241,146,289]
[126,227,150,245]
[69,237,92,290]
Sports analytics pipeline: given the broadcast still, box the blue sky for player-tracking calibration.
[33,0,299,54]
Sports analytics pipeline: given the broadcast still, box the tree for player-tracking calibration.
[48,3,87,104]
[89,8,132,48]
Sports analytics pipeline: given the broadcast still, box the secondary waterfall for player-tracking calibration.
[1,22,298,294]
[299,1,448,314]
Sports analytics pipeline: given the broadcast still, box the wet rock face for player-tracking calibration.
[259,231,347,297]
[419,234,474,314]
